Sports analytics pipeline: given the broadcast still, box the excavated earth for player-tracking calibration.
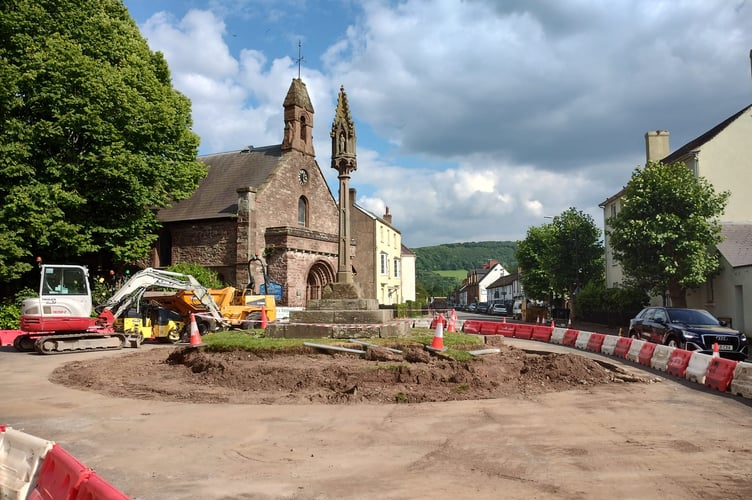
[49,341,649,404]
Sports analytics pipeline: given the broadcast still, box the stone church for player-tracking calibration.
[152,78,343,307]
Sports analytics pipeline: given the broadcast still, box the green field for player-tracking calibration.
[434,270,467,280]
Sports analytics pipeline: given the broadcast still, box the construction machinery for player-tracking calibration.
[147,255,277,330]
[16,264,227,354]
[114,305,186,343]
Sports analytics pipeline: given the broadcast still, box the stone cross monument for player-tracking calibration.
[331,86,357,285]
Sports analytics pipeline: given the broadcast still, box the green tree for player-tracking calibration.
[0,0,206,282]
[516,208,603,319]
[608,161,728,307]
[515,225,552,301]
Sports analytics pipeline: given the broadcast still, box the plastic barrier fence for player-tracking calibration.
[463,318,750,400]
[730,362,752,399]
[497,322,516,337]
[705,357,739,392]
[685,352,713,384]
[562,329,579,347]
[0,426,53,500]
[600,335,619,356]
[461,320,480,334]
[0,426,129,500]
[531,325,553,343]
[574,331,592,351]
[637,342,657,367]
[586,333,605,353]
[514,324,534,340]
[549,327,566,345]
[613,337,633,359]
[626,339,646,363]
[666,349,693,378]
[650,344,675,372]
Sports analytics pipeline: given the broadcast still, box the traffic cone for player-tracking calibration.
[260,306,268,329]
[712,342,720,358]
[427,314,447,351]
[567,318,572,328]
[189,314,203,347]
[447,309,456,333]
[551,320,555,328]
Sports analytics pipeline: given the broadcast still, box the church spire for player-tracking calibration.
[281,78,315,156]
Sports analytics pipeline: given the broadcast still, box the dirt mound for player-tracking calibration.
[49,343,646,404]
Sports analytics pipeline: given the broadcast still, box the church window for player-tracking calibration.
[300,115,307,141]
[298,196,308,227]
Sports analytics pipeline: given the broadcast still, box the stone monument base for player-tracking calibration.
[265,283,409,339]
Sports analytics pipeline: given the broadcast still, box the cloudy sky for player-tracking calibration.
[122,0,752,248]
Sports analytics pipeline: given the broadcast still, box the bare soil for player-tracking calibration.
[49,341,647,405]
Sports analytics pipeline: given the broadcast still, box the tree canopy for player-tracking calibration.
[0,0,206,283]
[607,161,728,306]
[516,208,603,318]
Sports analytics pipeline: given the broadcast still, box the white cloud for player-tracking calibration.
[131,0,752,247]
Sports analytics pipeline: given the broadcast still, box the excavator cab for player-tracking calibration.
[21,265,94,332]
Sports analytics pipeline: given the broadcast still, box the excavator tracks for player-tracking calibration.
[33,333,128,355]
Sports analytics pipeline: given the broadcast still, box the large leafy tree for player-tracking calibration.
[608,161,728,307]
[0,0,206,282]
[516,208,603,319]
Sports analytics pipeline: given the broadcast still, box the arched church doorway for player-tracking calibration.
[306,260,335,301]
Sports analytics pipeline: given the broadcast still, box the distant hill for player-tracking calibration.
[410,241,518,298]
[412,241,517,273]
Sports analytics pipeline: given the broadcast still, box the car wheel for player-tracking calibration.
[666,337,681,349]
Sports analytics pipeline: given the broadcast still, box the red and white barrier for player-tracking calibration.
[600,335,619,356]
[550,327,567,345]
[626,339,646,363]
[685,352,713,384]
[731,362,752,399]
[574,331,592,351]
[649,344,675,372]
[0,426,129,499]
[0,426,53,500]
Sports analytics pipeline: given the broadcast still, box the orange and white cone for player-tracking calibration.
[447,309,456,333]
[426,314,447,352]
[712,342,720,358]
[189,313,203,347]
[260,306,268,329]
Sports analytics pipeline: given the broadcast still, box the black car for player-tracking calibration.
[628,307,748,360]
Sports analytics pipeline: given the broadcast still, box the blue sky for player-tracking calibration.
[122,0,752,248]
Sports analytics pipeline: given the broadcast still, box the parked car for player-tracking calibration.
[512,299,523,320]
[628,307,748,360]
[477,302,490,314]
[489,303,507,316]
[467,303,477,312]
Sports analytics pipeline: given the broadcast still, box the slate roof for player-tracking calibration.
[718,223,752,268]
[158,145,283,222]
[487,272,520,289]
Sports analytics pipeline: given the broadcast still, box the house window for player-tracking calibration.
[298,196,308,227]
[380,253,388,275]
[393,257,400,278]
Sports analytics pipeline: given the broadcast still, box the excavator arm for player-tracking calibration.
[96,268,227,328]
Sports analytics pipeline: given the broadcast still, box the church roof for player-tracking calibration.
[158,145,282,222]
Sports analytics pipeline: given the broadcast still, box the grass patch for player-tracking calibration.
[201,329,484,362]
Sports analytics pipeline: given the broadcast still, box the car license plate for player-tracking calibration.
[718,344,734,351]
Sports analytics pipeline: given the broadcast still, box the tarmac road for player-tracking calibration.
[2,340,752,500]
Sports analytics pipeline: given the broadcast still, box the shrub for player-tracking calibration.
[166,263,223,288]
[0,287,37,329]
[577,282,648,326]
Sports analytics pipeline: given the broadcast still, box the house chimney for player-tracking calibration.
[349,187,356,206]
[383,206,392,224]
[645,130,670,163]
